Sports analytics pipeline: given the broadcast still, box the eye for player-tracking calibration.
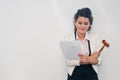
[78,22,82,24]
[84,22,88,25]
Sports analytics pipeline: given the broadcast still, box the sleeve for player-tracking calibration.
[95,35,103,66]
[63,33,80,66]
[65,58,80,66]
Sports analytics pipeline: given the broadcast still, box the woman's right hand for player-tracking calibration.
[87,52,99,65]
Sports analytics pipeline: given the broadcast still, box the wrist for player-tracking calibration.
[87,56,91,64]
[88,56,98,65]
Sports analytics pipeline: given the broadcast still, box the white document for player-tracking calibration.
[60,40,81,60]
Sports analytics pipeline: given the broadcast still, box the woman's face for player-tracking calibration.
[74,16,90,34]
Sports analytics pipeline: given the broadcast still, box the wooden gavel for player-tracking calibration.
[97,40,110,56]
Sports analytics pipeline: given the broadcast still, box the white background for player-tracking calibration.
[0,0,120,80]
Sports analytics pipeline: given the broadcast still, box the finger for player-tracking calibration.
[81,59,88,63]
[78,53,84,56]
[81,57,87,61]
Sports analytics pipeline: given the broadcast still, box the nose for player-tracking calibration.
[81,24,85,27]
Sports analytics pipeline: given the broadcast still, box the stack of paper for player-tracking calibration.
[60,40,81,60]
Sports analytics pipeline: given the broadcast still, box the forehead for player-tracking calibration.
[77,16,89,22]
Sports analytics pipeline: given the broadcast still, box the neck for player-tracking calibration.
[77,32,86,41]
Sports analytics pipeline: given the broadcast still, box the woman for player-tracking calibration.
[64,8,103,80]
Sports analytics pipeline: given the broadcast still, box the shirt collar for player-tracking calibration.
[76,32,89,42]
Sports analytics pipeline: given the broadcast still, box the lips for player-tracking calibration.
[80,28,86,30]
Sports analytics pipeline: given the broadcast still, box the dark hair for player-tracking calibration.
[74,8,93,37]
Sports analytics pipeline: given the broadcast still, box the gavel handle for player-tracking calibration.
[96,45,105,56]
[99,45,105,53]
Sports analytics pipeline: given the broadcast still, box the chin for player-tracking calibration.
[79,30,86,34]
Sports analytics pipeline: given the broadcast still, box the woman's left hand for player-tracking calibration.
[78,54,89,64]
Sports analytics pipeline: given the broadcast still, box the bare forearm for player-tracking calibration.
[88,57,98,65]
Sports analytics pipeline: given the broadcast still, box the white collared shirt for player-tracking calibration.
[63,32,103,76]
[76,32,89,56]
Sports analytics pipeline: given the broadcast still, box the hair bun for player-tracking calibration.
[77,7,92,16]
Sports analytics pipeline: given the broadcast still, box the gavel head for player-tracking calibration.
[102,40,110,47]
